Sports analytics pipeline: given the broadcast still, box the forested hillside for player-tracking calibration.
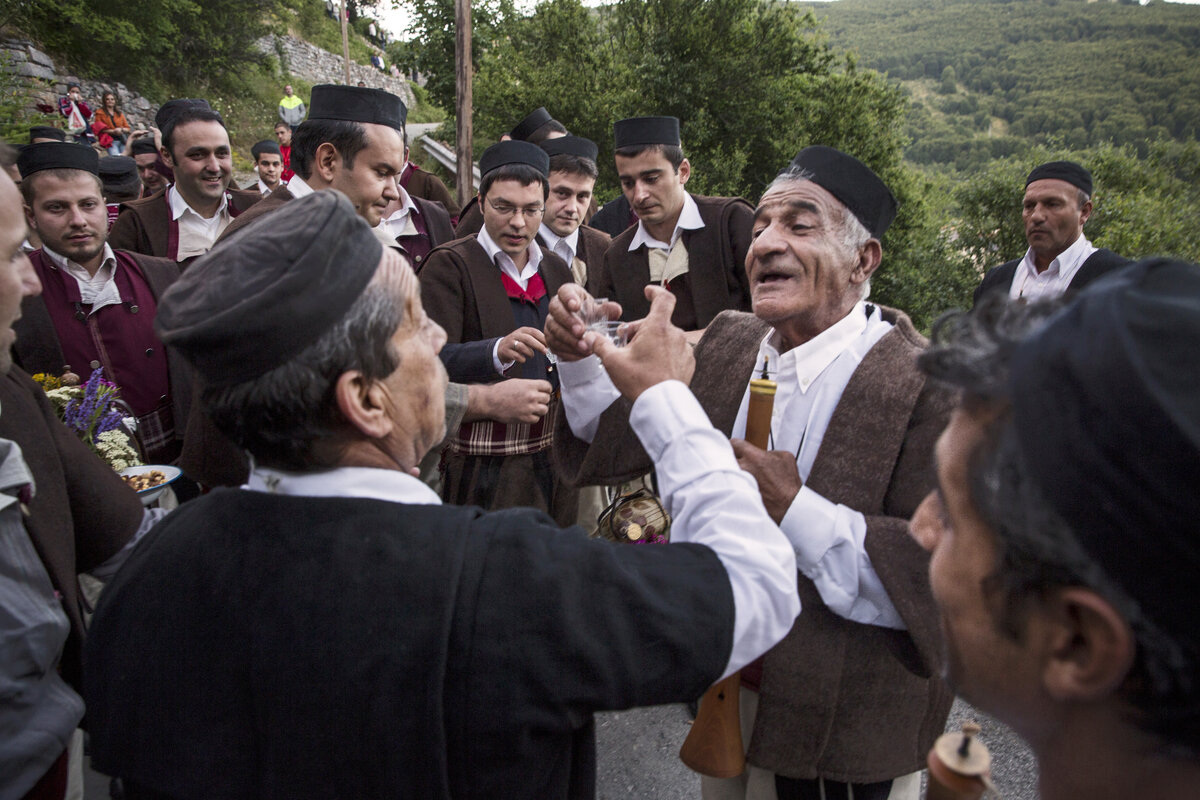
[794,0,1200,170]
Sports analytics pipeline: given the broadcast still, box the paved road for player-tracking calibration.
[85,698,1036,798]
[593,698,1038,799]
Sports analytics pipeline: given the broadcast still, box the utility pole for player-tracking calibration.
[340,0,351,85]
[455,0,473,207]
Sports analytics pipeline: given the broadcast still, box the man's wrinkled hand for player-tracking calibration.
[497,326,548,365]
[730,439,802,524]
[545,284,622,362]
[590,285,693,401]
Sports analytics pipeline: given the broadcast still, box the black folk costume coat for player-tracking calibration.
[973,247,1130,306]
[84,489,735,799]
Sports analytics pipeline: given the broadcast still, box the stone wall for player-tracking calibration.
[1,32,414,140]
[257,34,414,108]
[2,37,158,130]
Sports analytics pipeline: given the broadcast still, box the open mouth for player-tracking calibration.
[753,270,792,285]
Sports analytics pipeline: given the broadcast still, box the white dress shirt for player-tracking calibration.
[285,174,315,199]
[168,185,232,261]
[538,223,580,264]
[381,186,420,241]
[41,244,121,314]
[475,226,545,373]
[244,380,801,679]
[626,192,704,252]
[1009,234,1097,301]
[560,301,906,630]
[256,178,283,197]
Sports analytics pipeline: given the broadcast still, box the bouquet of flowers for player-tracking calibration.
[33,368,143,471]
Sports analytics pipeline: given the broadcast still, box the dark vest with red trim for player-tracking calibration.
[29,249,169,418]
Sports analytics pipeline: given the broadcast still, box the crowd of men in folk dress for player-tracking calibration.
[1,82,1198,800]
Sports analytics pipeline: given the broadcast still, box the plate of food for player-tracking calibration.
[119,465,182,506]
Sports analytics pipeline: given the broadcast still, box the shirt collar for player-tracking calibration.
[384,185,418,225]
[256,178,276,196]
[1019,233,1093,281]
[538,224,580,258]
[41,242,117,276]
[628,192,703,251]
[476,225,544,276]
[764,301,873,393]
[168,183,229,221]
[286,174,315,198]
[244,464,442,505]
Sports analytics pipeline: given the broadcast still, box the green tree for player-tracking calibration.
[10,0,284,95]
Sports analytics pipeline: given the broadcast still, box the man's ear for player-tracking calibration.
[314,142,341,184]
[677,158,691,186]
[24,203,36,231]
[160,146,175,168]
[334,371,393,439]
[852,239,883,285]
[1040,587,1136,701]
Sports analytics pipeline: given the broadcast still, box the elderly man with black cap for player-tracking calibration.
[82,190,802,800]
[549,146,954,800]
[418,140,580,524]
[974,160,1129,304]
[15,142,191,466]
[912,259,1200,799]
[108,98,261,263]
[598,115,753,333]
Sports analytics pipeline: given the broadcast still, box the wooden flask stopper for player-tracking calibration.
[926,722,996,800]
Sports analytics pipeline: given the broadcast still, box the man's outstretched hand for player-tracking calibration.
[590,285,694,401]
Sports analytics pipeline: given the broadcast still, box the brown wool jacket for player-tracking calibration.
[598,194,754,331]
[108,185,263,261]
[405,166,461,218]
[554,308,955,782]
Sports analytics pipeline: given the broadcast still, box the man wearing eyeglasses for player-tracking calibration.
[418,141,579,525]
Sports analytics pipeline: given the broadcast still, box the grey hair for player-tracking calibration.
[203,270,405,471]
[921,294,1198,757]
[766,165,875,300]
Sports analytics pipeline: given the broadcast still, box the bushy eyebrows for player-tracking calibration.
[753,199,819,222]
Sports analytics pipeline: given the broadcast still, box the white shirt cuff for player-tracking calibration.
[491,338,514,375]
[631,381,801,678]
[781,486,904,629]
[559,355,619,442]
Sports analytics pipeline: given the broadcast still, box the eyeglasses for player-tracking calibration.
[487,198,545,219]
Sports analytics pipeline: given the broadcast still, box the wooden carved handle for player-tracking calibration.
[678,673,745,778]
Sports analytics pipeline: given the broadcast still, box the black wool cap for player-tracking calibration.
[307,85,407,131]
[614,116,680,149]
[540,135,598,163]
[1010,258,1200,644]
[155,191,383,389]
[155,98,214,132]
[251,140,282,159]
[510,107,553,142]
[479,140,549,179]
[1025,160,1093,196]
[17,142,99,179]
[97,155,138,183]
[129,138,159,157]
[29,126,66,143]
[788,146,898,238]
